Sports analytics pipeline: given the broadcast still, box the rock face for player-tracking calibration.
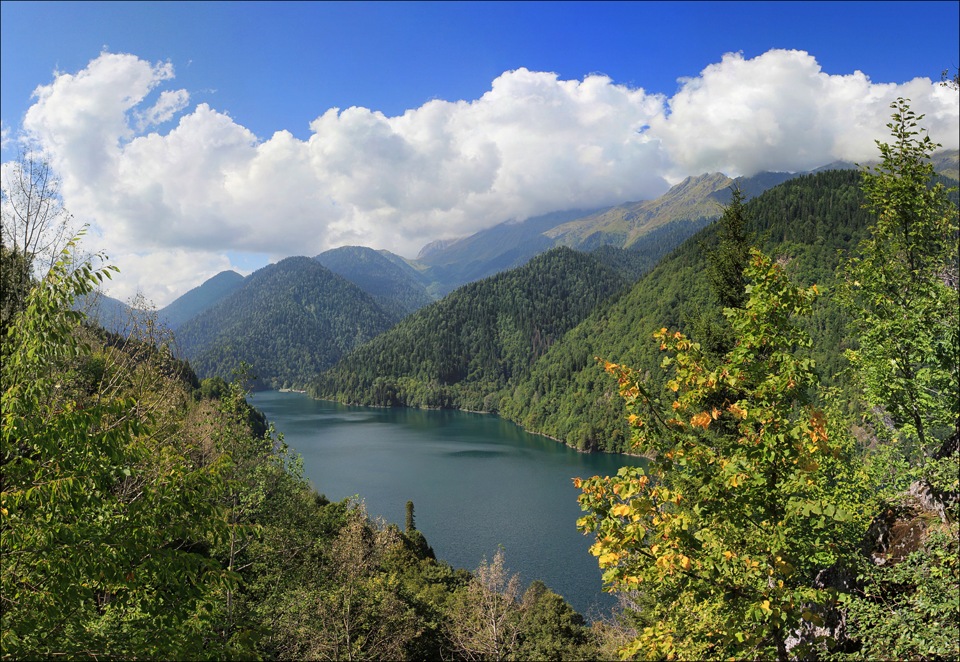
[785,565,858,659]
[787,477,958,658]
[866,480,957,567]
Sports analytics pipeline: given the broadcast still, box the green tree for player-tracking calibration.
[837,98,959,457]
[1,237,234,658]
[406,499,416,532]
[517,580,591,660]
[577,250,855,660]
[707,186,752,311]
[831,96,960,662]
[695,185,753,358]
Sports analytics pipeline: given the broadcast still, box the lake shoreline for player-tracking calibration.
[301,392,646,458]
[249,389,644,620]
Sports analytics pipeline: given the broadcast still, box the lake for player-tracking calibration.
[248,390,644,618]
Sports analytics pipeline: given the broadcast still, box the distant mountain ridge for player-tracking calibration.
[411,169,802,292]
[175,257,399,388]
[414,208,601,296]
[160,270,245,330]
[314,246,435,317]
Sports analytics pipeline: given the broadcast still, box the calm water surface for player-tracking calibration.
[249,390,644,617]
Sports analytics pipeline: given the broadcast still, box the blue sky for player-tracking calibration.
[2,1,958,305]
[4,2,958,142]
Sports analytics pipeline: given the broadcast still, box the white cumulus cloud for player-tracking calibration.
[8,49,958,306]
[652,50,958,177]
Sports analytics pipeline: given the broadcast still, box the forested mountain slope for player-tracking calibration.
[314,245,435,317]
[175,257,398,388]
[498,169,880,452]
[159,270,244,329]
[310,247,627,411]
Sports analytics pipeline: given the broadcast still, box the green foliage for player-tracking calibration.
[406,499,416,532]
[837,526,959,661]
[1,236,595,660]
[443,547,595,661]
[824,98,960,662]
[706,186,752,311]
[694,186,753,359]
[312,247,627,412]
[577,250,858,660]
[1,238,235,658]
[518,580,593,661]
[837,98,959,455]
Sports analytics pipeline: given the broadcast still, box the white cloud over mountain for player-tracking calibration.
[9,49,959,306]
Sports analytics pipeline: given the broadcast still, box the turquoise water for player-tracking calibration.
[249,390,643,618]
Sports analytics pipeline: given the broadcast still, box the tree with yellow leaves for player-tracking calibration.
[576,250,859,660]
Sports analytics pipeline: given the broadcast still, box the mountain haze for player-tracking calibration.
[74,291,135,336]
[413,209,601,296]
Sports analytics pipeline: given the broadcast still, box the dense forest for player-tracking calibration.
[311,247,628,411]
[498,168,879,452]
[2,99,956,660]
[1,235,601,659]
[175,256,399,389]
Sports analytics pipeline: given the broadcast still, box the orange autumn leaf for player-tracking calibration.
[690,411,712,429]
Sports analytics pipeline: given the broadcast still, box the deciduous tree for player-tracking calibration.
[447,548,523,661]
[1,153,75,278]
[837,98,959,458]
[1,236,234,658]
[577,250,855,660]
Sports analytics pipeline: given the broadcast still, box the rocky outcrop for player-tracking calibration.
[787,475,958,659]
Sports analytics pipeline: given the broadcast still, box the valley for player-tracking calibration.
[126,154,953,456]
[6,115,958,661]
[4,6,957,657]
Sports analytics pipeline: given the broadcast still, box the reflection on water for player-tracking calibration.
[249,390,643,618]
[446,449,509,458]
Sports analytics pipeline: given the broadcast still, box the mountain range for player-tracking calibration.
[310,246,628,411]
[82,150,958,403]
[174,257,398,388]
